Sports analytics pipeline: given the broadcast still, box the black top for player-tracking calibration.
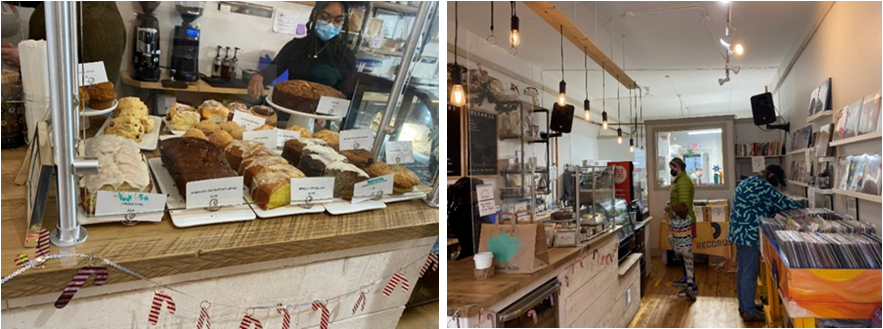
[258,36,356,91]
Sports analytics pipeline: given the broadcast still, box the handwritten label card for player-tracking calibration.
[751,156,765,173]
[77,61,108,86]
[276,129,301,148]
[94,191,166,216]
[385,141,414,164]
[352,174,394,204]
[185,177,244,209]
[243,129,278,149]
[316,96,350,116]
[290,177,334,204]
[478,199,496,217]
[232,111,267,131]
[340,129,373,151]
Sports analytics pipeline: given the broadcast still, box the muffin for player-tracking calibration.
[114,97,148,118]
[364,162,420,194]
[248,105,278,126]
[166,102,201,131]
[254,124,275,131]
[182,128,208,140]
[220,121,242,133]
[104,117,144,142]
[229,126,246,140]
[285,125,312,138]
[86,82,117,110]
[198,100,229,124]
[208,130,234,148]
[340,149,375,169]
[325,161,369,199]
[313,130,340,150]
[195,120,220,135]
[77,87,90,111]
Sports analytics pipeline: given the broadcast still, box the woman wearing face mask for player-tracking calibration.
[248,1,356,101]
[665,157,697,297]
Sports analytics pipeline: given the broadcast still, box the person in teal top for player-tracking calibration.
[728,164,803,322]
[666,158,697,293]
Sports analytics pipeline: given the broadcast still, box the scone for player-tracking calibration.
[139,116,156,133]
[195,120,220,135]
[229,126,246,140]
[104,117,144,142]
[183,128,208,140]
[254,124,275,131]
[220,121,242,133]
[114,97,148,118]
[248,105,277,126]
[198,100,229,124]
[166,102,200,131]
[78,87,90,111]
[313,130,340,150]
[364,162,420,194]
[285,125,312,138]
[208,130,234,148]
[340,149,375,169]
[325,161,369,199]
[86,82,117,110]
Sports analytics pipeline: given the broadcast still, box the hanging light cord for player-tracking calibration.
[560,25,564,79]
[602,63,606,110]
[490,3,494,34]
[584,46,588,98]
[617,74,620,119]
[454,2,459,66]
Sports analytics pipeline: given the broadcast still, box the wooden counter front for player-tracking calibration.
[1,117,439,300]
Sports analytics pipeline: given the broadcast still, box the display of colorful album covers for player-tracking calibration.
[859,90,882,134]
[838,156,852,191]
[808,77,832,116]
[834,104,850,141]
[849,154,866,192]
[816,124,833,157]
[844,98,864,139]
[861,154,882,196]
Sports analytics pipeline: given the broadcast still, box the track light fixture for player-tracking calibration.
[727,64,741,74]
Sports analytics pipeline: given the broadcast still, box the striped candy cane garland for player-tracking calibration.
[197,302,211,329]
[311,301,330,329]
[54,265,108,309]
[419,253,439,278]
[35,229,50,263]
[14,254,28,268]
[148,292,176,325]
[527,309,538,324]
[381,273,409,297]
[277,304,290,329]
[239,314,262,329]
[352,291,367,314]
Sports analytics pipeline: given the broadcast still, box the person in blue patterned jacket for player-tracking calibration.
[728,164,804,322]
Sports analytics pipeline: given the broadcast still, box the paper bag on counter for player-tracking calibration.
[479,210,550,274]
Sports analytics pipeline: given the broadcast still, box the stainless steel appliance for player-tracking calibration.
[496,279,559,327]
[131,1,161,81]
[170,1,204,82]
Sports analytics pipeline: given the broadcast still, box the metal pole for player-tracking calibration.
[46,1,87,247]
[371,1,434,158]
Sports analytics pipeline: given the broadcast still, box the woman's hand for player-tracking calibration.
[1,46,21,67]
[248,74,264,101]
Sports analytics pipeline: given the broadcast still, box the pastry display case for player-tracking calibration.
[550,165,616,243]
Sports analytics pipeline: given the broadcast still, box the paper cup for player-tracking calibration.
[474,252,494,269]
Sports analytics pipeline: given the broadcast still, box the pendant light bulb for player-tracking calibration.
[629,138,635,153]
[558,80,566,107]
[734,44,744,55]
[602,111,608,130]
[510,4,520,46]
[583,99,590,121]
[451,84,466,107]
[617,128,623,144]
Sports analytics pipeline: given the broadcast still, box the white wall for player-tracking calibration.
[596,138,635,162]
[771,1,882,236]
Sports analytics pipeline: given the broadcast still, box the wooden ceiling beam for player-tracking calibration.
[523,1,638,89]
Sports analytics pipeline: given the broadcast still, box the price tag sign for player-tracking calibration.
[185,177,244,209]
[385,141,414,164]
[351,174,394,204]
[478,199,496,217]
[243,129,278,149]
[232,111,267,131]
[339,129,373,151]
[315,96,350,116]
[476,184,494,201]
[276,129,301,148]
[290,177,334,204]
[94,191,166,216]
[516,212,530,222]
[77,61,108,86]
[808,187,817,208]
[751,156,765,173]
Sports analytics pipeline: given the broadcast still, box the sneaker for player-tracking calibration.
[741,311,765,322]
[672,278,688,286]
[677,288,698,298]
[739,304,765,315]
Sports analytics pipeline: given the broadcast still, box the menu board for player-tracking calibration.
[447,105,463,177]
[467,108,498,176]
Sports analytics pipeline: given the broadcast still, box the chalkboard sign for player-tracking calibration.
[447,105,464,177]
[467,108,498,176]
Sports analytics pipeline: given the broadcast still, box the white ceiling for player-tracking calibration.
[447,1,825,120]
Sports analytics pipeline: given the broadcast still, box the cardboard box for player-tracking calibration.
[707,199,729,206]
[694,206,707,222]
[709,205,729,222]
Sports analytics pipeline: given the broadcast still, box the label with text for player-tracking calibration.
[478,199,496,217]
[232,111,267,131]
[476,184,494,201]
[290,177,334,204]
[751,156,765,173]
[276,129,301,148]
[339,129,374,151]
[385,141,414,164]
[243,129,278,149]
[351,174,394,204]
[186,177,244,209]
[316,96,351,116]
[77,62,108,87]
[94,191,166,216]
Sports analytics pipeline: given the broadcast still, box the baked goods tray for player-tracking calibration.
[147,158,256,228]
[243,194,325,218]
[266,95,343,120]
[94,115,162,151]
[324,198,386,215]
[81,99,118,117]
[77,176,164,225]
[380,190,427,203]
[162,118,186,136]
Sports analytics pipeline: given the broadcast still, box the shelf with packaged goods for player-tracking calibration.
[831,188,882,203]
[828,131,883,147]
[806,110,833,124]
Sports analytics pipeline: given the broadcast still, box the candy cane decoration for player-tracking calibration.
[419,253,439,278]
[14,254,28,268]
[35,229,50,263]
[239,314,263,329]
[148,292,176,325]
[527,310,538,324]
[311,301,330,329]
[277,304,290,329]
[563,276,569,288]
[197,302,211,329]
[54,265,108,309]
[548,294,555,306]
[486,312,496,328]
[352,291,367,314]
[382,273,410,297]
[576,255,584,269]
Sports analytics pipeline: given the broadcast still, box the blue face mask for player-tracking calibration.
[315,20,341,41]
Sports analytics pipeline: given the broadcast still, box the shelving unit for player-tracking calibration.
[832,188,882,203]
[498,101,554,202]
[829,131,883,147]
[736,155,784,159]
[805,110,832,123]
[786,148,811,155]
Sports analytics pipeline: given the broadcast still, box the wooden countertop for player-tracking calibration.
[1,117,438,299]
[120,70,258,95]
[446,226,621,317]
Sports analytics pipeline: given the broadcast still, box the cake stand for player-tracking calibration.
[266,95,343,132]
[78,99,118,130]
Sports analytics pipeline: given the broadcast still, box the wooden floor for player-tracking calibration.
[628,257,766,328]
[397,301,439,329]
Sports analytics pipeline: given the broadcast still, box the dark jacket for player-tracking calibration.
[258,36,356,91]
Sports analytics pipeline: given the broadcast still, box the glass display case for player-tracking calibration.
[572,165,616,241]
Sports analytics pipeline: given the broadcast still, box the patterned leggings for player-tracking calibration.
[670,236,695,289]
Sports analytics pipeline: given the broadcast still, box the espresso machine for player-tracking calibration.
[170,1,205,82]
[131,1,161,81]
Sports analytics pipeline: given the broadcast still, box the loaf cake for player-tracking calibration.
[281,137,328,166]
[325,161,369,199]
[248,105,277,126]
[198,100,229,124]
[240,155,290,183]
[341,149,375,169]
[271,79,346,114]
[312,130,340,150]
[79,135,152,215]
[298,144,347,177]
[166,102,201,131]
[250,168,305,210]
[159,137,237,199]
[224,140,276,171]
[364,162,420,194]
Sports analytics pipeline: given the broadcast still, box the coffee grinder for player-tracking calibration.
[170,1,205,82]
[131,1,161,81]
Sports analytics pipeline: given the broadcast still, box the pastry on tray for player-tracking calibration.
[248,105,278,127]
[364,162,420,194]
[325,161,369,199]
[285,125,312,138]
[312,130,340,150]
[139,116,156,133]
[271,79,346,114]
[195,120,220,135]
[340,149,375,169]
[240,155,290,182]
[198,99,229,124]
[182,128,207,140]
[254,124,275,131]
[281,137,328,166]
[86,82,116,110]
[114,97,148,118]
[79,135,152,215]
[208,130,234,149]
[104,116,144,142]
[250,166,306,210]
[298,147,348,177]
[226,101,248,121]
[220,121,242,133]
[166,102,201,131]
[160,137,237,199]
[229,126,246,140]
[224,140,272,171]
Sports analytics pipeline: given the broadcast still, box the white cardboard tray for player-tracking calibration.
[323,198,387,215]
[380,190,427,204]
[244,194,326,218]
[95,115,162,151]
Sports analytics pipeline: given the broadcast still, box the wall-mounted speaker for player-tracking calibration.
[551,103,574,133]
[750,92,776,125]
